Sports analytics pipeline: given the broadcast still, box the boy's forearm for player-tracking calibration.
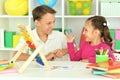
[62,48,68,55]
[13,51,30,61]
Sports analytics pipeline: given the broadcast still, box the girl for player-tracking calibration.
[66,16,116,63]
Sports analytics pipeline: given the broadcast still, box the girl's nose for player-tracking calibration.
[82,30,85,35]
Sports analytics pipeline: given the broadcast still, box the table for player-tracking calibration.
[0,61,113,80]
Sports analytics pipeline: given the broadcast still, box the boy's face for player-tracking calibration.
[36,13,55,35]
[83,21,96,42]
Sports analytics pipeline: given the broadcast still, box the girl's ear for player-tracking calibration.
[95,29,101,35]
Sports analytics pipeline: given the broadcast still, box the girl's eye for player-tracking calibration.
[84,29,87,32]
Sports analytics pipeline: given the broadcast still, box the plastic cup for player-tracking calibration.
[96,55,108,63]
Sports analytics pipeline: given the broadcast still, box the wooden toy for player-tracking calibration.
[10,24,50,73]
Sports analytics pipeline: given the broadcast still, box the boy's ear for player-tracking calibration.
[35,20,39,26]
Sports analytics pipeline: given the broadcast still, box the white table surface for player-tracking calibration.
[0,61,114,80]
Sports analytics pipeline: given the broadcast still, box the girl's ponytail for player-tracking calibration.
[103,26,113,49]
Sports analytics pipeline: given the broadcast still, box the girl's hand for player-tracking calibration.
[65,32,76,42]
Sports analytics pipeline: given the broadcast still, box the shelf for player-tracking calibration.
[64,15,95,18]
[0,15,29,18]
[0,48,15,51]
[30,15,62,18]
[103,16,120,18]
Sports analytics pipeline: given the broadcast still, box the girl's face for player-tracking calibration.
[83,21,96,42]
[35,13,55,35]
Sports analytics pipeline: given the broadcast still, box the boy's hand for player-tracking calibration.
[46,52,56,61]
[54,49,66,58]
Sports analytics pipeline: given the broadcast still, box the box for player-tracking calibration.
[96,55,108,63]
[53,28,72,34]
[53,28,62,32]
[115,40,120,50]
[4,32,16,48]
[13,34,21,48]
[68,0,92,15]
[115,29,120,40]
[100,1,120,16]
[109,29,115,40]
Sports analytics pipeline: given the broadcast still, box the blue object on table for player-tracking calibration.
[35,56,44,66]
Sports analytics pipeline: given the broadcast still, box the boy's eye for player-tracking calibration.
[53,20,55,23]
[47,21,55,25]
[47,22,51,25]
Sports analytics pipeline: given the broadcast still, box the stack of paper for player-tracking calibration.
[0,59,17,74]
[86,61,120,79]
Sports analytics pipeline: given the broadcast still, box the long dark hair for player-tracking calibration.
[87,16,113,49]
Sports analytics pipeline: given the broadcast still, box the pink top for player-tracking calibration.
[67,41,116,63]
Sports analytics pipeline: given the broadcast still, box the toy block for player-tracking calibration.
[109,29,115,40]
[115,29,120,40]
[10,24,50,73]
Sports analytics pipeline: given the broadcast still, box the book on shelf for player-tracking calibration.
[0,29,4,48]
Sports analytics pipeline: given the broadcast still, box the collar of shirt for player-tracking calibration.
[33,29,55,43]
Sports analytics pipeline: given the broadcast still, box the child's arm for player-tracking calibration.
[13,51,30,61]
[88,56,96,63]
[67,42,81,61]
[109,49,116,61]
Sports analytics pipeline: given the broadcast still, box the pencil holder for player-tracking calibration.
[96,55,108,63]
[68,0,92,15]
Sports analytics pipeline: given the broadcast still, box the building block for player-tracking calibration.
[109,29,115,40]
[115,29,120,40]
[4,32,16,48]
[115,40,120,50]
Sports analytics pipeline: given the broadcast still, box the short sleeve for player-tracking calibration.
[15,37,29,53]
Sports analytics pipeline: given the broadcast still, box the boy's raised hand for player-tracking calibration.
[65,32,76,42]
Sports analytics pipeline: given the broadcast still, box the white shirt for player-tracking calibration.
[15,29,68,60]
